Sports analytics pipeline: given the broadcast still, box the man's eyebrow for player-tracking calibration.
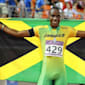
[56,14,60,16]
[51,14,60,16]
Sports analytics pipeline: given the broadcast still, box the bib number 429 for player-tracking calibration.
[45,45,63,57]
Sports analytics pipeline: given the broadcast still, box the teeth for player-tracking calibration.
[53,22,57,23]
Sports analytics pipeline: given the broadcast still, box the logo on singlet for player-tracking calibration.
[44,34,65,37]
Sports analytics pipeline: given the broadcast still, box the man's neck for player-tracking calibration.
[49,26,60,31]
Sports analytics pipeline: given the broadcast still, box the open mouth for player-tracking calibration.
[52,21,58,25]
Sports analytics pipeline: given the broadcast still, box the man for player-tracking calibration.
[72,0,85,19]
[31,0,36,18]
[0,7,85,85]
[17,0,25,17]
[35,0,45,18]
[6,0,18,17]
[24,0,32,18]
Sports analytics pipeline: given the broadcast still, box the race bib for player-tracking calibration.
[45,40,64,57]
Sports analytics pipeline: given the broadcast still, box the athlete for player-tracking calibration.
[0,7,85,85]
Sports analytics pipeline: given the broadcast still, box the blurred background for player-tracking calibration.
[0,0,85,19]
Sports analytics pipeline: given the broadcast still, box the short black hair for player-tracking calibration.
[51,6,60,10]
[49,6,60,14]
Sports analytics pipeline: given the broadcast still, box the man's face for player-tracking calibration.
[49,9,60,28]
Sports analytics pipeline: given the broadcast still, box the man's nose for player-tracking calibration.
[53,16,58,20]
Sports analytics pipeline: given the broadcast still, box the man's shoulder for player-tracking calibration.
[33,25,49,29]
[60,25,72,29]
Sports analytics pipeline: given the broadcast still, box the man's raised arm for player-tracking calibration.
[0,22,34,37]
[76,31,85,38]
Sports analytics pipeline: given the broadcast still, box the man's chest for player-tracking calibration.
[39,29,68,57]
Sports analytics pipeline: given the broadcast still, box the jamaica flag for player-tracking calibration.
[0,19,85,84]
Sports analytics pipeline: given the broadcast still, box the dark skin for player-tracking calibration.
[49,8,60,28]
[0,8,85,37]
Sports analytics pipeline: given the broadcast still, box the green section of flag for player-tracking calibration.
[9,18,84,27]
[66,65,85,84]
[60,20,84,27]
[8,61,42,82]
[8,62,85,83]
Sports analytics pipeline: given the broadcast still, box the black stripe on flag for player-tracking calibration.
[0,31,37,67]
[66,38,85,60]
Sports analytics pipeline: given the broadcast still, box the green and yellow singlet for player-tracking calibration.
[32,25,77,85]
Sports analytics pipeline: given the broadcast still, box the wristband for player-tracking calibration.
[1,25,5,31]
[29,28,34,37]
